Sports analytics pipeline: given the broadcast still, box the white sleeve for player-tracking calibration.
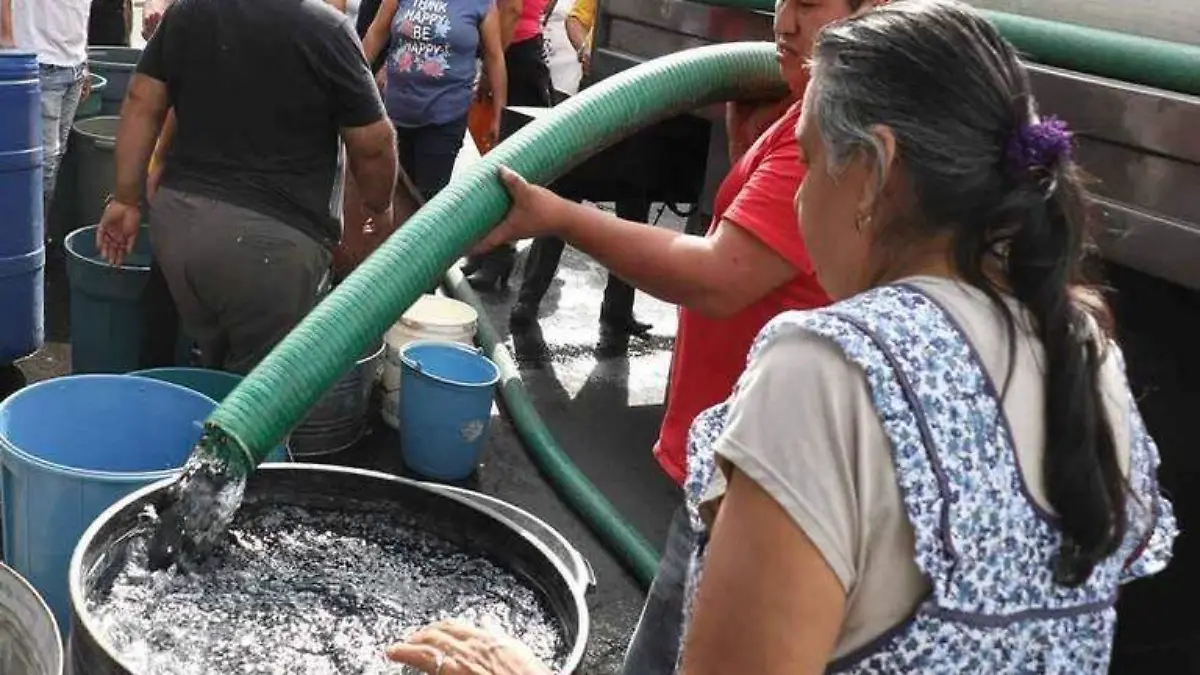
[704,329,880,593]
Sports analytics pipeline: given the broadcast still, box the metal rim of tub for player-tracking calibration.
[0,374,213,483]
[68,463,590,673]
[0,561,64,675]
[422,482,597,592]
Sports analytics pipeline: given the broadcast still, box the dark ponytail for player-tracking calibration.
[811,0,1128,585]
[1000,156,1125,585]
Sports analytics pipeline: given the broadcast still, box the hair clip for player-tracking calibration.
[1006,116,1073,175]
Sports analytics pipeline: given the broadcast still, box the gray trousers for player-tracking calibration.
[149,187,331,375]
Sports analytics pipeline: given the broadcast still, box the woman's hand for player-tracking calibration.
[472,166,568,255]
[386,620,552,675]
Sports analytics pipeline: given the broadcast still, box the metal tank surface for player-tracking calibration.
[67,464,591,675]
[586,0,1200,293]
[967,0,1200,45]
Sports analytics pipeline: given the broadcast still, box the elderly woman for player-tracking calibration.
[387,1,1177,673]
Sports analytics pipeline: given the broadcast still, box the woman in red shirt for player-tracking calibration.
[450,1,881,672]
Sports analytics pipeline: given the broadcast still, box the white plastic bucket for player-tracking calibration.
[382,294,478,429]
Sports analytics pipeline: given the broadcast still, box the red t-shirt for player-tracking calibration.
[654,101,831,484]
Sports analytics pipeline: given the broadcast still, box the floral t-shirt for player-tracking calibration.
[385,0,493,127]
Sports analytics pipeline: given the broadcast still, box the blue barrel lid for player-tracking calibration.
[0,50,38,79]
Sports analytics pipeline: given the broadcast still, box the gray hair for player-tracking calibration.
[808,0,1034,225]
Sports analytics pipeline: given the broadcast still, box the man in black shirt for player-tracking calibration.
[96,0,397,374]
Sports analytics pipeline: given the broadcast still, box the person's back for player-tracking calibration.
[144,0,365,247]
[113,0,392,375]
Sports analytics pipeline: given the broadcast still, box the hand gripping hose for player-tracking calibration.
[204,42,786,579]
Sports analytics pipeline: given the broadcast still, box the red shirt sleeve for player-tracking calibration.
[721,124,815,276]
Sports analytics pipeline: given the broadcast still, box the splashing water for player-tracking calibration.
[146,430,249,572]
[88,501,567,674]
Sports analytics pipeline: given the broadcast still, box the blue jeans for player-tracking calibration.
[394,115,469,202]
[40,63,86,211]
[622,505,694,675]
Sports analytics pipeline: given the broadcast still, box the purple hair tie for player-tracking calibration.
[1006,115,1073,175]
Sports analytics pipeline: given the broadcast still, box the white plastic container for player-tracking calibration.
[382,294,478,429]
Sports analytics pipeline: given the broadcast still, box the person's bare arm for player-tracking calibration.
[497,0,522,48]
[680,470,845,675]
[479,7,507,136]
[342,120,397,214]
[485,168,797,318]
[113,75,171,205]
[362,0,398,64]
[142,0,174,39]
[564,16,588,52]
[325,0,347,12]
[563,209,794,318]
[1,0,15,47]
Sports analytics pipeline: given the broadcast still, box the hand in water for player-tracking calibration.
[387,620,552,675]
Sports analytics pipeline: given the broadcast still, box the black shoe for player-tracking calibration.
[466,249,515,293]
[600,314,652,338]
[595,326,631,358]
[509,300,539,328]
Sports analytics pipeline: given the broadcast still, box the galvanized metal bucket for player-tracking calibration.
[289,341,385,457]
[0,562,63,675]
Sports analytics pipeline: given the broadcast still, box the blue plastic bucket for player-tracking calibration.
[129,367,291,463]
[399,341,499,480]
[64,224,153,374]
[0,374,215,630]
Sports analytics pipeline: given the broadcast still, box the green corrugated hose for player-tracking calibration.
[689,0,1200,96]
[442,267,660,588]
[204,42,785,583]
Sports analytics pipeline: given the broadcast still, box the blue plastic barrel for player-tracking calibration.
[0,51,46,363]
[64,224,153,373]
[399,341,500,480]
[0,374,217,629]
[129,367,291,463]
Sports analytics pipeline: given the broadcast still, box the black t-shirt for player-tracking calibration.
[138,0,385,246]
[88,0,129,46]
